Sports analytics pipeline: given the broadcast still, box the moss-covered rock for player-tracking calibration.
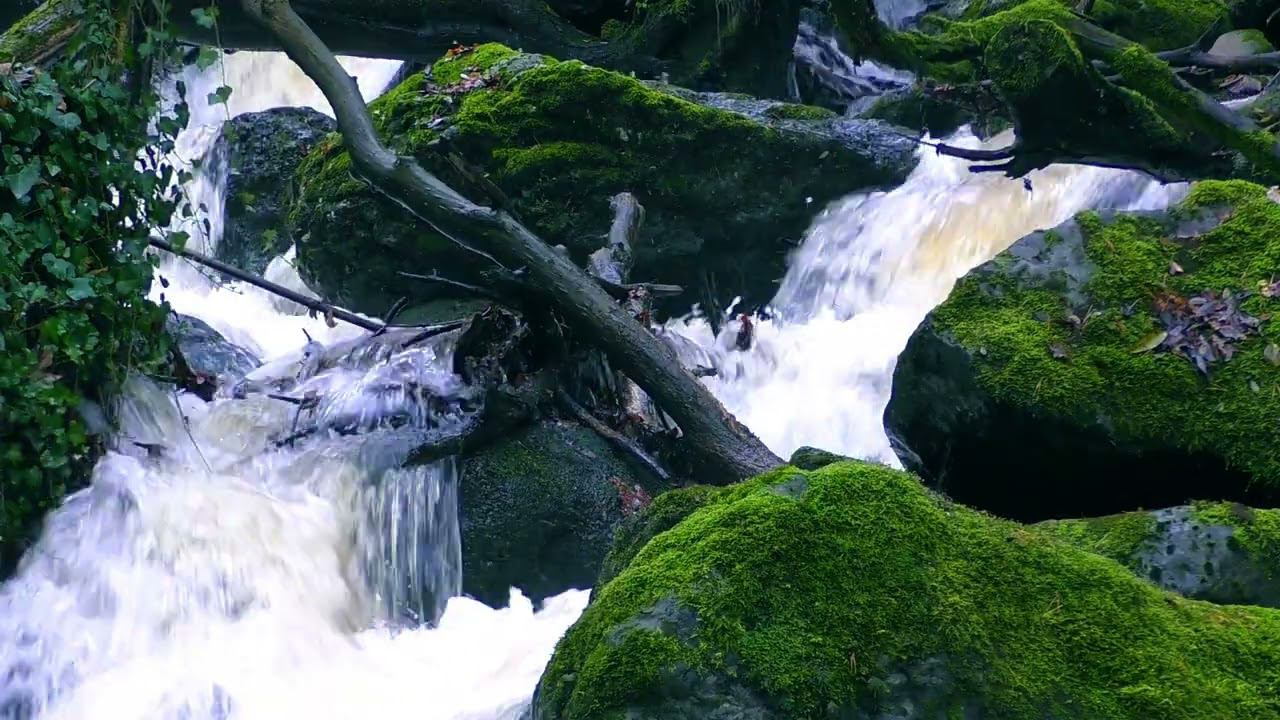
[602,0,806,98]
[1038,503,1280,607]
[888,181,1280,521]
[533,461,1280,719]
[290,44,916,317]
[459,419,670,608]
[213,107,334,276]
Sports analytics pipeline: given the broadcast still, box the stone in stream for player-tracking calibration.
[166,313,261,400]
[886,181,1280,521]
[1037,502,1280,608]
[531,461,1280,719]
[212,107,335,276]
[290,44,917,319]
[459,419,671,608]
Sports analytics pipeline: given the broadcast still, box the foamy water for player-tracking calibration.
[0,52,589,720]
[667,130,1187,463]
[1,35,1195,720]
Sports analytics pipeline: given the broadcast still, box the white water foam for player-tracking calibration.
[1,52,589,720]
[666,129,1188,463]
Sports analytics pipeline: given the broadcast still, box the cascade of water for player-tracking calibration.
[0,52,588,720]
[666,129,1188,463]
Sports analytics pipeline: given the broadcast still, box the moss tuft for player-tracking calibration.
[538,462,1280,718]
[430,43,521,86]
[762,102,838,121]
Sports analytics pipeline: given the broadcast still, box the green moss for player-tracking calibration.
[761,103,838,121]
[1113,46,1280,179]
[291,45,912,314]
[1035,511,1159,566]
[939,0,1226,50]
[931,181,1280,485]
[430,43,520,86]
[597,485,724,586]
[1193,502,1280,577]
[540,462,1280,718]
[0,0,82,64]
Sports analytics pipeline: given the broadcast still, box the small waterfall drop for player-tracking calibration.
[0,51,588,720]
[668,129,1188,463]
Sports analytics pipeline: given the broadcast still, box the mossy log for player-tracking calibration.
[0,0,83,65]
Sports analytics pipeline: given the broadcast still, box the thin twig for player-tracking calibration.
[556,389,671,482]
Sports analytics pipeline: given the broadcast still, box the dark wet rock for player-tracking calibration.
[887,181,1280,521]
[291,45,917,318]
[459,419,669,607]
[166,314,261,400]
[213,107,335,276]
[1038,503,1280,608]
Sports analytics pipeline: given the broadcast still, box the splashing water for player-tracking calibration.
[0,52,588,720]
[667,129,1188,463]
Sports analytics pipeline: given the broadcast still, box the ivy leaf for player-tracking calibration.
[66,277,96,301]
[207,85,233,106]
[49,111,80,130]
[191,6,220,29]
[41,253,75,280]
[194,47,220,71]
[6,158,42,199]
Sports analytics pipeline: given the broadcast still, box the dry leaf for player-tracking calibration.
[1131,330,1168,354]
[1169,261,1184,275]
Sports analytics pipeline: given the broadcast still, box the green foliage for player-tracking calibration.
[540,463,1280,719]
[0,1,179,563]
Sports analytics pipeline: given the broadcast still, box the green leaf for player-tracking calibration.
[41,253,75,280]
[195,47,220,71]
[191,6,220,29]
[66,278,96,301]
[6,158,42,200]
[49,111,81,130]
[207,85,233,106]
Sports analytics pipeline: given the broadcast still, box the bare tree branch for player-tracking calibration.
[240,0,782,482]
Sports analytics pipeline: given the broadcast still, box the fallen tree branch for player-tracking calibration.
[241,0,782,482]
[556,389,671,482]
[150,237,461,334]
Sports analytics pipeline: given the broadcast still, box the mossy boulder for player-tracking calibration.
[290,45,916,317]
[532,461,1280,719]
[603,0,806,98]
[459,419,669,608]
[1038,502,1280,607]
[213,107,335,276]
[887,181,1280,522]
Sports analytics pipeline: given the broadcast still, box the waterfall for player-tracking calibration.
[0,52,588,720]
[667,128,1188,463]
[0,29,1196,720]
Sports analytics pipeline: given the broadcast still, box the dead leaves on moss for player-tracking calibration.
[1154,289,1262,376]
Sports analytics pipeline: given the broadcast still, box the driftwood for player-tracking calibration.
[556,389,670,482]
[238,0,781,483]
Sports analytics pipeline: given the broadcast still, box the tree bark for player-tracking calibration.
[0,0,83,65]
[238,0,782,483]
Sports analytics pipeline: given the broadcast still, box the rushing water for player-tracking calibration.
[1,35,1192,720]
[667,130,1187,464]
[0,52,588,720]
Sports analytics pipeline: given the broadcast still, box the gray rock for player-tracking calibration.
[166,313,260,398]
[213,107,335,275]
[459,420,667,607]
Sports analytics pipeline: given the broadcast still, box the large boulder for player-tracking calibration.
[290,44,917,317]
[213,107,335,276]
[1037,502,1280,608]
[532,461,1280,719]
[887,181,1280,521]
[459,419,668,607]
